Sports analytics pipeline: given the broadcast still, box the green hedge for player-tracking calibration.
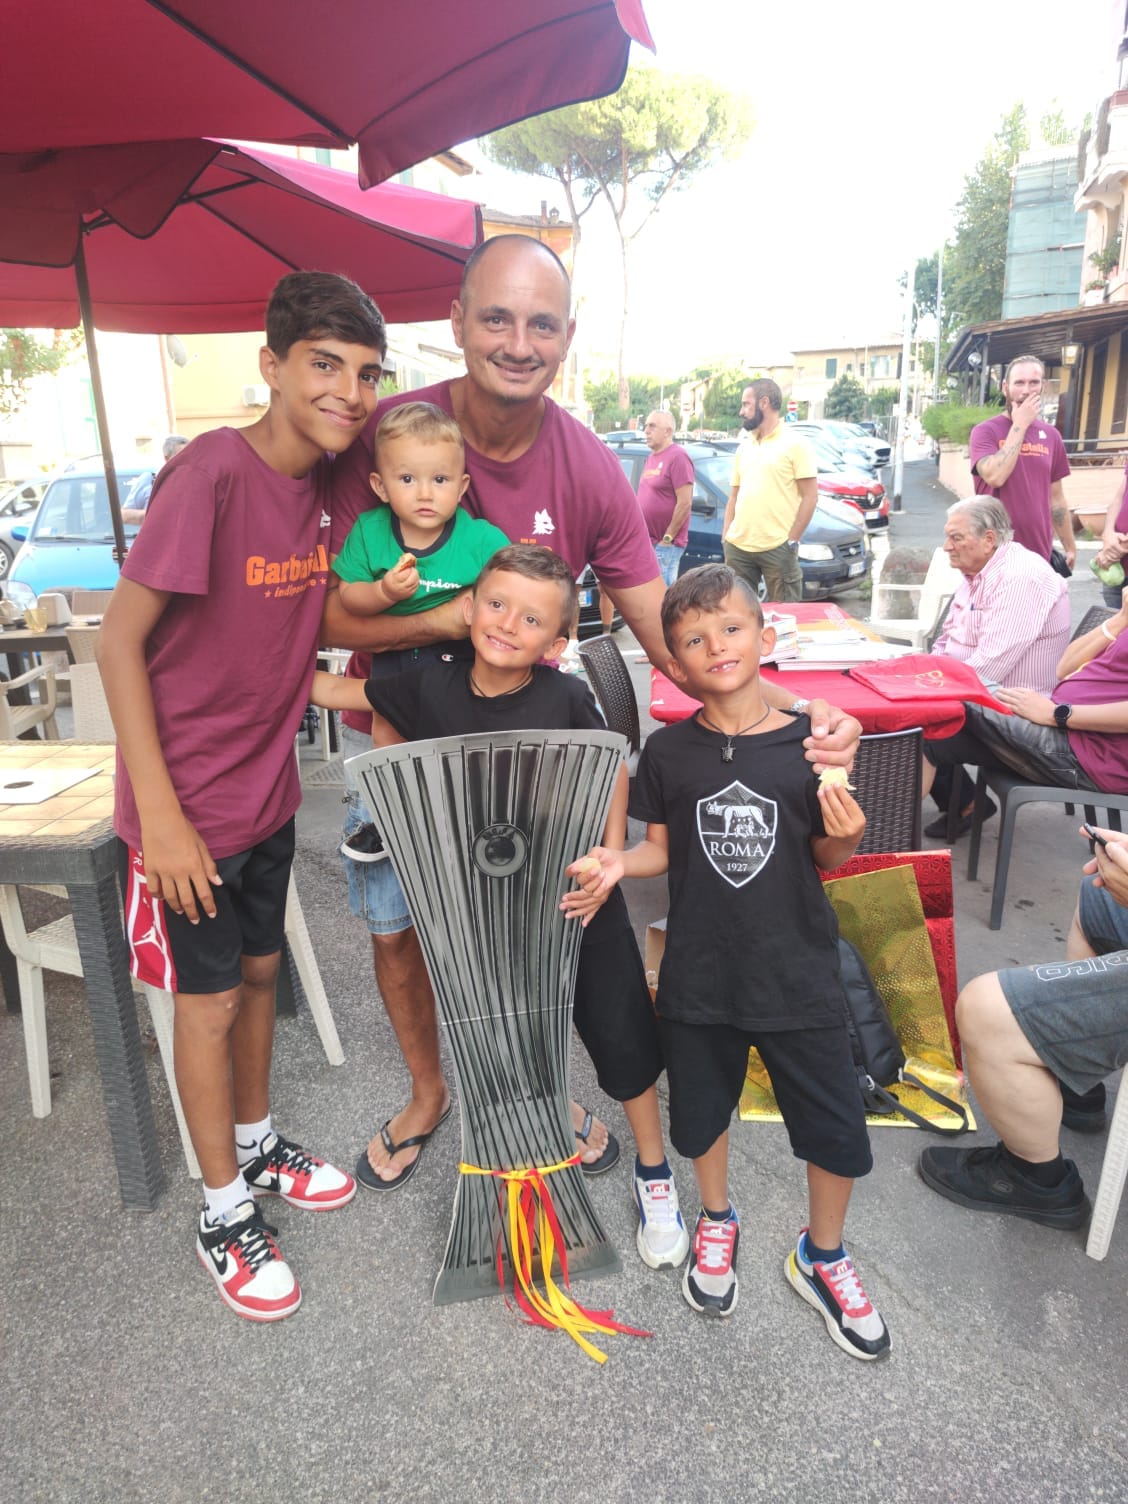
[921,404,999,447]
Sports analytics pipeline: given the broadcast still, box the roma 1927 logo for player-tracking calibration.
[697,780,776,888]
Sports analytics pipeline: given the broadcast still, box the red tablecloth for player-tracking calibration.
[648,601,968,738]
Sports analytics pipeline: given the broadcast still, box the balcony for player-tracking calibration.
[1076,90,1128,209]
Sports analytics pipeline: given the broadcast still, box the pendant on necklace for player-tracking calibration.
[722,743,734,763]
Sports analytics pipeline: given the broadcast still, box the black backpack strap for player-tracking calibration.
[863,1071,969,1136]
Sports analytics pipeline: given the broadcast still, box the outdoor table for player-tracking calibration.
[0,624,74,681]
[649,602,968,739]
[0,740,166,1209]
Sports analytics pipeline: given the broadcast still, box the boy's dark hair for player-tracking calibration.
[373,402,464,465]
[661,564,762,652]
[265,271,386,360]
[475,544,578,636]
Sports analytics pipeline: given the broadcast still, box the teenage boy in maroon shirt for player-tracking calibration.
[98,272,387,1322]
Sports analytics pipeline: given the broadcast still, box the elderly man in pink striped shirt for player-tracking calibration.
[925,496,1070,837]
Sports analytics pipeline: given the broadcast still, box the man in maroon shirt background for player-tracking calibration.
[638,409,695,586]
[969,354,1074,568]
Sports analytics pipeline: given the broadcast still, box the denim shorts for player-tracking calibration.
[340,725,412,935]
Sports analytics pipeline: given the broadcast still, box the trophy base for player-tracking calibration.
[432,1237,622,1307]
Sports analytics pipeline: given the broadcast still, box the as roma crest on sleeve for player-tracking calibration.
[697,781,777,888]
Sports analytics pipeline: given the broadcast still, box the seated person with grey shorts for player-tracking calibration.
[919,826,1128,1229]
[921,586,1128,805]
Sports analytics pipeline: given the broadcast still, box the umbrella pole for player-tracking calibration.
[74,236,128,567]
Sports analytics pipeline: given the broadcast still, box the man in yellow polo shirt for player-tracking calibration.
[722,379,818,602]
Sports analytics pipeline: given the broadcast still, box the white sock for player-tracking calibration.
[235,1114,273,1166]
[204,1173,250,1224]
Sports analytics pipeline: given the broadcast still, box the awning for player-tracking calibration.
[945,301,1128,371]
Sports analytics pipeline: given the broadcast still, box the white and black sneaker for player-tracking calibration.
[196,1199,301,1322]
[682,1209,740,1317]
[785,1229,890,1361]
[340,822,389,863]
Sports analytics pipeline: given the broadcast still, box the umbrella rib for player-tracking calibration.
[354,3,621,136]
[195,195,474,266]
[143,1,351,144]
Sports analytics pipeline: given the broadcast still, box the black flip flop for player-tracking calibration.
[355,1102,453,1191]
[575,1110,621,1176]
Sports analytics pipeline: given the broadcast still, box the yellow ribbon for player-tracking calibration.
[460,1153,649,1364]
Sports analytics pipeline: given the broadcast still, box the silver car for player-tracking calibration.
[0,477,49,579]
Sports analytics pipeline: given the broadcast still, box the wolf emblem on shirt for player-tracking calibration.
[698,780,777,888]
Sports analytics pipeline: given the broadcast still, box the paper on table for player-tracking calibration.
[0,767,100,804]
[775,641,909,670]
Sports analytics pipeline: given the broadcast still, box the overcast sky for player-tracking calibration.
[474,0,1121,378]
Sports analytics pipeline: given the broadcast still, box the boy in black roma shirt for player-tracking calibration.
[566,564,890,1361]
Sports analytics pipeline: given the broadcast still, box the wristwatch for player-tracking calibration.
[788,698,811,716]
[786,539,799,551]
[1053,703,1073,728]
[661,533,674,545]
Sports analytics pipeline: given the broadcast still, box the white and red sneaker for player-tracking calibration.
[784,1228,891,1361]
[241,1132,356,1211]
[681,1209,740,1317]
[196,1200,301,1322]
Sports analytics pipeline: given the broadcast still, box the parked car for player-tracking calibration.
[5,464,147,610]
[576,564,623,639]
[701,431,889,531]
[603,440,869,598]
[804,419,891,470]
[0,477,49,579]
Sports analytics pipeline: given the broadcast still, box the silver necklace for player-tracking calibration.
[697,706,771,762]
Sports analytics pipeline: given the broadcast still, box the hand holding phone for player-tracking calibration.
[1082,823,1109,849]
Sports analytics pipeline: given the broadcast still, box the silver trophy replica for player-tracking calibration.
[350,730,627,1309]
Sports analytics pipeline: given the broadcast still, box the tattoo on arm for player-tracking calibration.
[1052,506,1068,526]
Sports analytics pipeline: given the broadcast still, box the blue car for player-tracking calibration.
[5,464,147,611]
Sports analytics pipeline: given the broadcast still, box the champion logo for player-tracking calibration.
[532,508,555,536]
[697,779,777,888]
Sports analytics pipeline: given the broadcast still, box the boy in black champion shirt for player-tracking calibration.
[312,544,691,1273]
[565,564,891,1361]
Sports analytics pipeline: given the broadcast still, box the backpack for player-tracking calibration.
[837,937,969,1136]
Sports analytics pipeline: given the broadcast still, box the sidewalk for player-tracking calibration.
[2,462,1125,1503]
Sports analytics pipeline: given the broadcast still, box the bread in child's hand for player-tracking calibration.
[818,766,855,791]
[398,552,416,569]
[576,857,602,875]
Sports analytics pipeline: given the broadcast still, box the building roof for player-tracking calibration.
[945,301,1128,371]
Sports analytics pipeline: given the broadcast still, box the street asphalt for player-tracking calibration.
[1,460,1125,1503]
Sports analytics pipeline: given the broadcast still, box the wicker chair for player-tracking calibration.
[851,728,923,854]
[965,605,1128,929]
[577,635,641,769]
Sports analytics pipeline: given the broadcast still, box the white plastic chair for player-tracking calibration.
[1086,1068,1128,1260]
[867,546,962,652]
[0,664,60,740]
[2,874,345,1179]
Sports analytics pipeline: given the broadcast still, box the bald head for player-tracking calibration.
[644,410,675,452]
[459,234,571,313]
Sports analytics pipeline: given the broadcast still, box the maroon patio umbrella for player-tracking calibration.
[6,1,653,188]
[0,140,484,560]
